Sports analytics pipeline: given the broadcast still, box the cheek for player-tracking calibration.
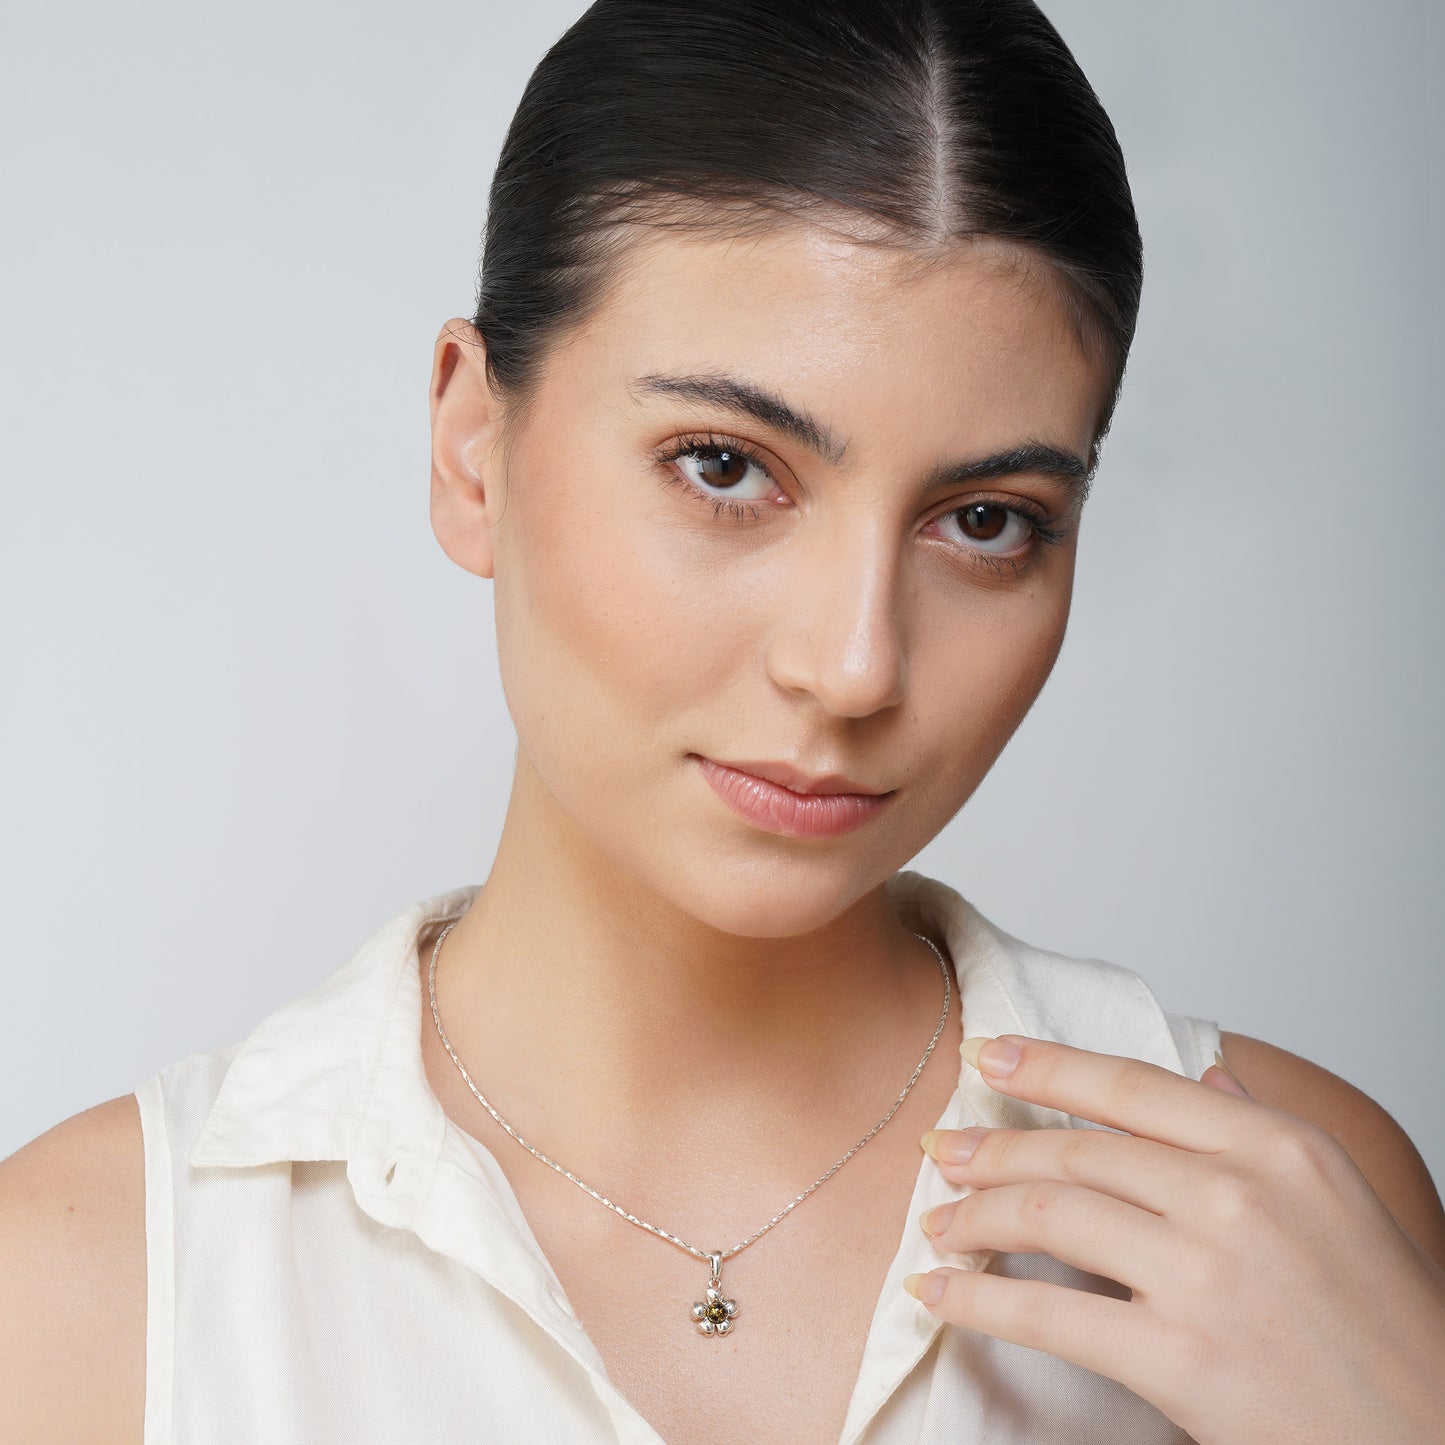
[906,558,1076,804]
[490,471,741,791]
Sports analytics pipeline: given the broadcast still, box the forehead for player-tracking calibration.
[539,219,1107,460]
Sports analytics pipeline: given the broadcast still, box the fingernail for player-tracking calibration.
[1210,1049,1251,1096]
[921,1127,987,1164]
[903,1271,947,1305]
[918,1202,956,1237]
[962,1035,1021,1077]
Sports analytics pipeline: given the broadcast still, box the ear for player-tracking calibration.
[428,318,507,579]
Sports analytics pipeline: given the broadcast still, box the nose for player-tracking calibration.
[762,519,909,718]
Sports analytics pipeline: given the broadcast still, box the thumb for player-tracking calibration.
[1201,1048,1252,1098]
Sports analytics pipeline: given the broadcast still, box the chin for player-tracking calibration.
[643,848,896,940]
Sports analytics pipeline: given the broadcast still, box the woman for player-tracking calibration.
[3,1,1443,1441]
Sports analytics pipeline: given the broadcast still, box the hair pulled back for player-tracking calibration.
[473,0,1142,453]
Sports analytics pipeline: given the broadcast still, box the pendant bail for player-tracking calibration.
[707,1250,722,1287]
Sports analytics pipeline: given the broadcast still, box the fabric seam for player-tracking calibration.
[135,1071,176,1445]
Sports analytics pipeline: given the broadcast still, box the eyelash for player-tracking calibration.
[653,431,1075,578]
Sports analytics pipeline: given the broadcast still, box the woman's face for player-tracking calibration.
[435,222,1106,937]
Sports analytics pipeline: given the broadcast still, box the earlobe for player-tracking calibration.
[428,317,504,580]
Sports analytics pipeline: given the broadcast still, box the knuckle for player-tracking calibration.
[1259,1120,1336,1185]
[1057,1130,1096,1184]
[1196,1168,1260,1227]
[1007,1282,1058,1346]
[1022,1043,1068,1093]
[979,1128,1022,1174]
[1106,1060,1164,1114]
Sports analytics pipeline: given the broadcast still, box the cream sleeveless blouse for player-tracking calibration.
[133,869,1218,1443]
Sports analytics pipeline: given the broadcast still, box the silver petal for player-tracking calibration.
[697,1318,716,1336]
[691,1303,706,1320]
[717,1318,734,1334]
[722,1300,738,1317]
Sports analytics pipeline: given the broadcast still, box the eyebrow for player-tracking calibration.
[631,370,1093,504]
[633,371,848,465]
[923,441,1094,505]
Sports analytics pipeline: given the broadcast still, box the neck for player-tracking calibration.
[427,761,951,1177]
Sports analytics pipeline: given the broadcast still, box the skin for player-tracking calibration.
[911,1036,1445,1441]
[424,221,1103,1176]
[1,214,1442,1443]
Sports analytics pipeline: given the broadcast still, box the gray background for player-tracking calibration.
[2,0,1441,1184]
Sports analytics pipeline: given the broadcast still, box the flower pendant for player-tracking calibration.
[691,1252,738,1337]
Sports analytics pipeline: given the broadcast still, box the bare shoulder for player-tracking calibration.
[1219,1030,1445,1268]
[0,1093,148,1445]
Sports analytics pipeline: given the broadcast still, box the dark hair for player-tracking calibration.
[472,0,1142,459]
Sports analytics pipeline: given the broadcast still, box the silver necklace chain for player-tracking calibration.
[426,920,952,1289]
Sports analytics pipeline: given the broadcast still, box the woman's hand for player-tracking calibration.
[903,1035,1445,1444]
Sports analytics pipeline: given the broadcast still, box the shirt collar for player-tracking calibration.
[188,882,479,1174]
[189,869,1060,1181]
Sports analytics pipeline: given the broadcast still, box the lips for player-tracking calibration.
[691,755,894,839]
[710,758,889,796]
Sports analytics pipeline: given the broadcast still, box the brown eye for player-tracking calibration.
[933,501,1036,557]
[695,449,750,489]
[959,503,1009,541]
[671,442,776,503]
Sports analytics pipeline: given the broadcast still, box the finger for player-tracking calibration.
[922,1180,1171,1290]
[964,1035,1252,1153]
[1200,1050,1252,1098]
[1199,1066,1250,1098]
[904,1265,1146,1390]
[923,1124,1202,1215]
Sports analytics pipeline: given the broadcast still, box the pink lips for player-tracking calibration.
[692,755,893,839]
